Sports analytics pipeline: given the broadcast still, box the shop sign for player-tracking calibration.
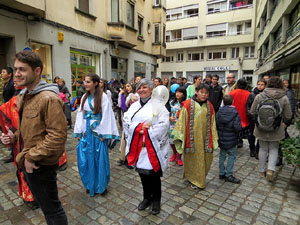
[204,66,230,71]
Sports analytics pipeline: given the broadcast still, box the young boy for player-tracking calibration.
[216,95,242,184]
[172,84,219,189]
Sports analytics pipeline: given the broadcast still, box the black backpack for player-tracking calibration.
[256,93,282,131]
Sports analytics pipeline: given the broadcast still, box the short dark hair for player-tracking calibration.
[212,74,219,80]
[206,74,212,79]
[267,76,284,89]
[237,78,247,89]
[193,75,201,83]
[223,94,233,105]
[2,67,13,76]
[257,79,267,85]
[182,77,187,81]
[15,51,43,74]
[196,83,210,92]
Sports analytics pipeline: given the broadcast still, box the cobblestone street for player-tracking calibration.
[0,116,299,225]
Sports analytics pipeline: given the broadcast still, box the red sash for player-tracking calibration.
[127,123,161,172]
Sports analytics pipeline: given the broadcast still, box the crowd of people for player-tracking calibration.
[0,50,297,224]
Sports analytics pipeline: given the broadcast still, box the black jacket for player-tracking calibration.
[3,78,15,103]
[247,87,263,125]
[209,84,223,112]
[216,105,242,150]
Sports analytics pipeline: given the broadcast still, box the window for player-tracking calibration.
[237,24,242,35]
[244,46,255,58]
[231,48,239,58]
[79,0,89,13]
[187,52,204,61]
[177,53,184,62]
[126,1,134,27]
[183,4,199,18]
[207,1,227,14]
[245,22,251,34]
[166,10,171,21]
[154,24,160,43]
[183,27,198,40]
[111,0,119,22]
[166,31,171,42]
[164,56,174,62]
[206,23,226,37]
[154,0,160,6]
[170,29,182,41]
[138,16,143,37]
[163,25,166,45]
[208,50,227,60]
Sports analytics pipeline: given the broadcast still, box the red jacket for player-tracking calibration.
[230,89,250,127]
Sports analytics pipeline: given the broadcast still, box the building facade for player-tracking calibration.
[0,0,166,96]
[255,0,300,100]
[157,0,257,85]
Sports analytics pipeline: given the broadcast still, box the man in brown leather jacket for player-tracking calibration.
[1,51,68,225]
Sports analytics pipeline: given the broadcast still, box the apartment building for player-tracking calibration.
[256,0,300,100]
[157,0,257,85]
[0,0,166,96]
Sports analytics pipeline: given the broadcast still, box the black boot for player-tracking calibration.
[151,201,160,215]
[225,175,241,184]
[138,199,152,210]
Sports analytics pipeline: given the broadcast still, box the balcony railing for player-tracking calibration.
[287,18,300,40]
[166,13,198,21]
[271,37,281,53]
[227,30,251,36]
[166,36,198,42]
[229,4,253,10]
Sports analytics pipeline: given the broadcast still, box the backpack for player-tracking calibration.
[256,93,282,131]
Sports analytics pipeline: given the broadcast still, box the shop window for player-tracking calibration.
[111,0,119,22]
[231,47,239,58]
[151,64,157,79]
[126,1,134,28]
[208,50,227,60]
[244,46,255,58]
[134,60,146,77]
[31,43,53,83]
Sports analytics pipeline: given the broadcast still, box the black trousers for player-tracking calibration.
[23,165,68,225]
[139,173,161,202]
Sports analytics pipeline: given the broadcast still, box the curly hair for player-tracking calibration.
[267,76,284,89]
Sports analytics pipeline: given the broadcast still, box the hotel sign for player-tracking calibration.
[204,66,230,71]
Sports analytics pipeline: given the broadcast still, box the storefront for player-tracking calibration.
[291,65,300,101]
[70,49,98,96]
[111,57,127,81]
[186,71,203,83]
[134,60,146,78]
[31,42,53,83]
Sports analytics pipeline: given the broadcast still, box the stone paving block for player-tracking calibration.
[277,215,298,225]
[209,217,230,225]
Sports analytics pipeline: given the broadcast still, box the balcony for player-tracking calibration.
[107,23,137,48]
[287,18,300,40]
[227,30,251,36]
[271,37,281,53]
[0,0,45,17]
[152,44,166,58]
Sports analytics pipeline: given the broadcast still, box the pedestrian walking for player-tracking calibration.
[0,50,68,224]
[172,84,218,189]
[250,76,292,181]
[208,74,223,112]
[123,79,169,215]
[216,95,242,184]
[74,73,119,197]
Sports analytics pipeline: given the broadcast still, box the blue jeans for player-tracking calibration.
[219,147,236,177]
[23,165,68,225]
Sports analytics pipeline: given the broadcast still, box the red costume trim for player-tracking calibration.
[127,123,161,172]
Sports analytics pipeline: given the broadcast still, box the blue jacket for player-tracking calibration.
[216,105,242,150]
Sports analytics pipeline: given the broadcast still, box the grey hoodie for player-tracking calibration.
[250,88,292,141]
[20,80,59,96]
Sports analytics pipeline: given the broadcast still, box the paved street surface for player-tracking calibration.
[0,114,299,225]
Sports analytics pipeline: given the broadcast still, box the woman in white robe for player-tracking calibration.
[123,79,169,215]
[74,74,119,197]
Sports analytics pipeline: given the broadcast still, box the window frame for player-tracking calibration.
[126,1,135,28]
[207,50,227,60]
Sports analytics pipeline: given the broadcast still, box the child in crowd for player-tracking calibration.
[216,95,242,184]
[169,86,186,166]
